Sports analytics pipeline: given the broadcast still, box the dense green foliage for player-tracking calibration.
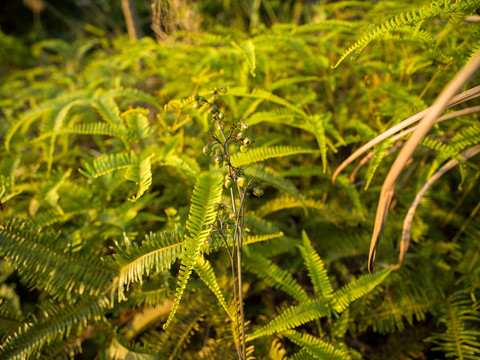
[1,0,480,359]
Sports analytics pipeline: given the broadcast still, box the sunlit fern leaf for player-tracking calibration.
[364,141,390,190]
[108,335,158,360]
[80,150,138,178]
[113,226,183,301]
[163,172,223,330]
[231,39,256,77]
[426,293,480,360]
[34,121,132,142]
[290,349,316,360]
[243,232,284,246]
[0,219,115,301]
[255,195,324,218]
[333,0,480,68]
[246,252,309,303]
[195,255,233,320]
[125,154,154,202]
[158,153,200,183]
[4,90,88,151]
[227,87,307,117]
[332,267,391,313]
[92,95,122,126]
[282,330,351,360]
[123,108,152,139]
[248,300,331,340]
[292,20,360,35]
[305,114,331,172]
[246,109,304,128]
[280,165,324,177]
[243,164,302,201]
[269,338,287,360]
[299,231,334,300]
[268,76,321,91]
[231,146,317,167]
[104,88,162,110]
[0,296,110,360]
[332,309,350,339]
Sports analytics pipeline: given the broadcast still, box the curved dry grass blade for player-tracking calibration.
[395,144,480,270]
[332,85,480,184]
[368,51,480,274]
[348,106,480,184]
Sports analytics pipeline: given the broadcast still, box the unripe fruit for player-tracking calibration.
[193,102,201,109]
[203,145,213,156]
[240,145,249,153]
[253,186,264,197]
[215,154,224,165]
[237,176,246,187]
[225,179,234,188]
[243,138,251,146]
[237,132,243,141]
[218,112,225,120]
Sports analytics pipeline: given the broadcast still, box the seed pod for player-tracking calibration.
[243,138,251,146]
[237,176,246,187]
[237,132,243,141]
[218,112,225,120]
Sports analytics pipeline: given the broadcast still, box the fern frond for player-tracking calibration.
[268,76,320,91]
[332,267,391,312]
[163,172,223,330]
[249,300,330,340]
[243,232,284,246]
[0,219,115,300]
[124,298,174,341]
[255,195,324,218]
[243,164,301,201]
[104,87,161,110]
[282,330,351,360]
[113,226,184,300]
[123,108,152,139]
[227,87,307,116]
[246,109,304,128]
[80,151,138,178]
[195,255,233,320]
[34,121,132,141]
[427,293,480,360]
[333,0,480,68]
[299,231,334,300]
[108,335,158,360]
[0,296,110,360]
[125,154,154,201]
[246,252,309,303]
[231,146,317,167]
[231,40,256,77]
[306,114,331,172]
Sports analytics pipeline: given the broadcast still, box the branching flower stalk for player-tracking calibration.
[194,87,262,360]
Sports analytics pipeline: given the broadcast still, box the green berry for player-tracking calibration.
[237,176,246,187]
[218,112,225,120]
[225,179,234,189]
[253,186,264,197]
[203,145,213,156]
[240,145,249,153]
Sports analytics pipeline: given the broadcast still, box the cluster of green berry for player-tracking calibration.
[193,87,264,198]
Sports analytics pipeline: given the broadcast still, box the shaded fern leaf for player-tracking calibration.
[0,219,114,301]
[332,267,391,313]
[163,172,223,330]
[0,296,110,360]
[195,255,233,320]
[282,330,351,360]
[246,252,309,303]
[231,146,317,167]
[124,299,174,341]
[255,195,324,218]
[108,335,158,360]
[299,231,334,300]
[248,300,330,340]
[112,226,184,300]
[426,293,480,360]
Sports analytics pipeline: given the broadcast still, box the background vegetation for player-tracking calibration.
[1,0,480,359]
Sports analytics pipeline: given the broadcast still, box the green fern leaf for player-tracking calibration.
[306,114,331,172]
[299,231,334,300]
[195,255,233,320]
[0,219,115,300]
[231,146,317,167]
[108,336,158,360]
[231,39,256,77]
[255,195,324,218]
[80,151,138,178]
[246,252,309,303]
[163,172,223,330]
[227,87,307,117]
[124,299,174,341]
[243,232,284,246]
[282,330,351,360]
[125,154,154,201]
[113,226,184,300]
[332,267,391,313]
[249,300,330,340]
